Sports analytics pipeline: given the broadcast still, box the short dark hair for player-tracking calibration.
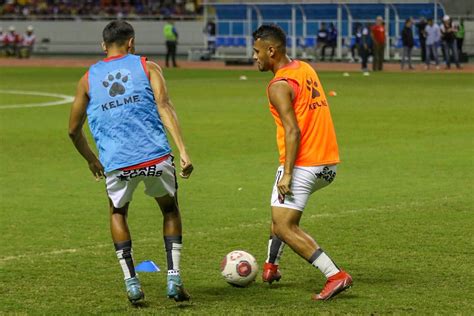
[252,24,286,48]
[102,20,135,46]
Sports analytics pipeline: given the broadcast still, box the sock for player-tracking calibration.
[308,248,340,278]
[164,235,182,276]
[114,240,136,280]
[266,235,285,265]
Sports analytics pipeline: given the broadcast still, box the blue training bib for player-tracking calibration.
[87,54,171,172]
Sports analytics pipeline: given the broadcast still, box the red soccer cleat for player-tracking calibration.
[312,270,352,301]
[262,262,282,284]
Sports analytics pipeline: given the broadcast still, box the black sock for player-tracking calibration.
[164,236,182,275]
[266,235,285,265]
[114,240,136,280]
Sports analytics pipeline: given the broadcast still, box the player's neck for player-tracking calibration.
[272,55,293,74]
[106,48,129,59]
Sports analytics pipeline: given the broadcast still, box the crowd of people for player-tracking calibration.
[0,24,35,58]
[346,15,465,73]
[416,15,464,70]
[0,0,201,18]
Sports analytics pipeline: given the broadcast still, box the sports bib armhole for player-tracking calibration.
[141,56,150,81]
[268,77,300,105]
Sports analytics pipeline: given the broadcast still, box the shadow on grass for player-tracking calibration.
[131,301,150,309]
[324,293,359,301]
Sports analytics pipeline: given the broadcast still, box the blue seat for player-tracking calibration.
[349,36,356,47]
[224,37,234,47]
[414,38,420,49]
[235,37,246,47]
[305,37,316,47]
[216,37,226,47]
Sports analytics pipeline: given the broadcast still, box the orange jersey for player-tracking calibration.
[267,60,340,166]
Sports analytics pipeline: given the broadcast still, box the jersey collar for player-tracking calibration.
[103,54,127,62]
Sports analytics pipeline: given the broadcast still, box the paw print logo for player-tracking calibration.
[306,79,320,99]
[102,69,133,97]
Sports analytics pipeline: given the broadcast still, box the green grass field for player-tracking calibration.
[0,66,473,314]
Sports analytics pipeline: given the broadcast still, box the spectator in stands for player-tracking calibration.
[0,1,198,18]
[371,16,385,71]
[18,25,35,59]
[401,18,414,70]
[204,19,216,55]
[440,15,460,69]
[424,18,440,70]
[0,27,5,57]
[456,18,465,56]
[350,23,362,62]
[5,25,20,57]
[322,22,337,61]
[316,22,328,60]
[360,23,371,75]
[163,19,179,68]
[416,17,427,63]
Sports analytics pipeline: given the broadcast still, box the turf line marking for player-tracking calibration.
[0,196,461,264]
[0,238,159,264]
[0,89,74,109]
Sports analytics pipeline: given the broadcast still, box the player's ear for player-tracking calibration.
[101,42,107,54]
[128,37,135,54]
[268,45,276,58]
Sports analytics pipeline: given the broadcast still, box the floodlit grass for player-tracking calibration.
[0,66,473,314]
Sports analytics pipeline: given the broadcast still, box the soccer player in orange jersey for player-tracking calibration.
[252,24,352,300]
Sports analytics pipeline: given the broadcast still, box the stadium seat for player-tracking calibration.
[224,37,234,47]
[414,38,421,49]
[235,37,246,47]
[216,37,226,48]
[305,38,316,47]
[349,36,356,47]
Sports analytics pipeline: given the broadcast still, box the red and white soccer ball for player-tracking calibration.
[220,250,258,287]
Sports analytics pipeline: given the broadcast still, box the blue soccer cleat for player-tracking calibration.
[125,276,144,304]
[167,275,190,302]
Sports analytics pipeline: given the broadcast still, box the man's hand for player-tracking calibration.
[179,152,193,179]
[277,173,293,197]
[88,159,105,181]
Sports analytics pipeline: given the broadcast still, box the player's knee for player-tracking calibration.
[156,195,180,216]
[110,201,129,216]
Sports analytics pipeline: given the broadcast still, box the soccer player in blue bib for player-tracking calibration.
[68,20,193,304]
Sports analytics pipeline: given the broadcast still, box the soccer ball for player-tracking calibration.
[220,250,258,287]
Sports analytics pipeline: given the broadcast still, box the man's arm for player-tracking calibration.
[268,80,300,197]
[68,74,104,180]
[147,61,193,179]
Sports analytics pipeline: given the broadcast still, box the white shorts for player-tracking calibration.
[105,156,177,208]
[271,165,337,211]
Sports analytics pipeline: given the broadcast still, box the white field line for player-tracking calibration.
[0,237,161,264]
[0,89,74,109]
[0,195,461,264]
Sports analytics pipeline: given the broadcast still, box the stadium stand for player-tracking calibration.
[2,1,471,59]
[211,2,446,60]
[0,0,201,20]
